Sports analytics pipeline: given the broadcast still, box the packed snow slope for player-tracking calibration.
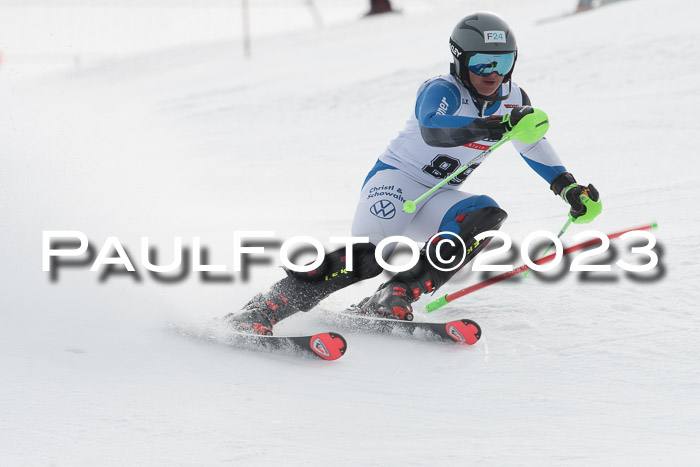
[1,0,699,465]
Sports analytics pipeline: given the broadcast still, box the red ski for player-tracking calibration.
[335,311,481,345]
[227,331,348,361]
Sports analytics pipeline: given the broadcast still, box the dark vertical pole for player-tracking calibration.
[306,0,323,28]
[242,0,251,58]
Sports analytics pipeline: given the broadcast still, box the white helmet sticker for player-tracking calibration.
[484,30,506,43]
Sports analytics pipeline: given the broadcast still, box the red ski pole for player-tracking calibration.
[424,222,658,312]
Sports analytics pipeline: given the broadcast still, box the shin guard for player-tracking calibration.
[391,206,508,300]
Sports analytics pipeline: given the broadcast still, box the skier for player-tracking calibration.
[226,11,601,335]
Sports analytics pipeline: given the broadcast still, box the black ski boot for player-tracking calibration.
[354,282,415,321]
[224,290,298,336]
[224,306,275,336]
[225,243,384,333]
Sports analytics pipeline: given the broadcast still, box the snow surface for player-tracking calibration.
[1,0,699,465]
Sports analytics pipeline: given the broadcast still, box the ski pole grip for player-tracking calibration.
[425,294,449,313]
[509,108,549,143]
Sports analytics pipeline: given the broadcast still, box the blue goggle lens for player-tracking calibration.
[467,53,516,76]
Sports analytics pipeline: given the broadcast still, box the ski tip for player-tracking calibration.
[445,319,482,345]
[309,332,347,360]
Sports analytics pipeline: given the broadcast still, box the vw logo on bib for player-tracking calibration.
[370,199,396,219]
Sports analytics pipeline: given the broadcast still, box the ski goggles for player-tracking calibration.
[467,52,516,77]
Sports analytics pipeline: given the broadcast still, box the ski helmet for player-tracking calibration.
[449,12,518,100]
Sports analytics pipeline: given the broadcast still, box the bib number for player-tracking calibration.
[422,155,477,186]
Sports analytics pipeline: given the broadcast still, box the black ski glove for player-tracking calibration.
[551,172,602,223]
[484,106,535,141]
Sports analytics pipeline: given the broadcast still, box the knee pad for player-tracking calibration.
[439,195,500,235]
[393,206,508,297]
[427,206,508,270]
[454,206,508,240]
